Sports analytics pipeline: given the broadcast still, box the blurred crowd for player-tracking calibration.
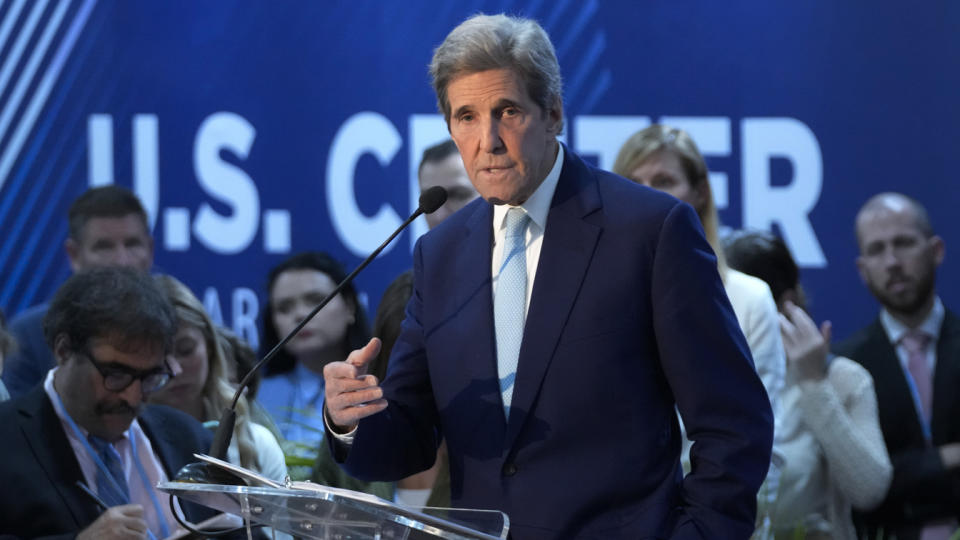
[1,14,956,540]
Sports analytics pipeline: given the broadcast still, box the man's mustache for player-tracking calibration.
[95,400,139,416]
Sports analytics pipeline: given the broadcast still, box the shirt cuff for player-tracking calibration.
[323,405,357,445]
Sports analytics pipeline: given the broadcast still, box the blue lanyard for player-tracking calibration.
[54,392,170,539]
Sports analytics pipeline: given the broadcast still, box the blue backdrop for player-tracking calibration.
[1,1,957,350]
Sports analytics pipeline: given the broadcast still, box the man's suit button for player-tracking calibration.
[501,463,517,477]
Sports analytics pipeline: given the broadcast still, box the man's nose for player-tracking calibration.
[112,246,137,268]
[480,117,504,153]
[880,246,901,268]
[118,379,144,407]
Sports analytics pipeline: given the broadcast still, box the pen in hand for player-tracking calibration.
[75,481,108,511]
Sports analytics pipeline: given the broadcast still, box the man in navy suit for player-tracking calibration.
[0,267,215,540]
[323,14,773,539]
[836,193,960,539]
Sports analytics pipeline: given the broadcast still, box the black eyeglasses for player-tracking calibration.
[76,349,173,393]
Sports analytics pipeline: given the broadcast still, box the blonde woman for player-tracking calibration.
[614,125,788,535]
[150,274,287,482]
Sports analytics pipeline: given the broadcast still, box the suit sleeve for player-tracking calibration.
[340,239,442,482]
[649,203,774,539]
[2,310,51,397]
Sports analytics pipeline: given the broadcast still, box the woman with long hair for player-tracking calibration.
[258,252,370,473]
[148,274,287,481]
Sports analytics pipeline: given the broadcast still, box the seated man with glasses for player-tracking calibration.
[0,267,220,540]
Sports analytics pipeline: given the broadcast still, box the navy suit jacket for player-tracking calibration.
[835,311,960,540]
[338,147,773,539]
[1,304,54,398]
[0,386,216,539]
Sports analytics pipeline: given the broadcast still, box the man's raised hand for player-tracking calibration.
[323,338,387,432]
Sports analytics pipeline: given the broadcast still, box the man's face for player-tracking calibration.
[447,68,561,206]
[856,205,944,317]
[419,152,479,228]
[66,214,153,272]
[54,336,168,441]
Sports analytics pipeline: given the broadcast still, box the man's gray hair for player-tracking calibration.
[429,13,564,132]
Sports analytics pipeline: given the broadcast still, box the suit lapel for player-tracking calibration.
[18,386,98,527]
[932,310,960,441]
[504,150,602,450]
[138,408,177,475]
[454,201,498,383]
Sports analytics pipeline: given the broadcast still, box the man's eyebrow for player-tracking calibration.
[452,104,474,118]
[492,98,522,111]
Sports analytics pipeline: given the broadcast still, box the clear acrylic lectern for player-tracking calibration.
[158,481,509,540]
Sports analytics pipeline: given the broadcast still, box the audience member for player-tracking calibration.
[835,193,960,539]
[418,139,480,229]
[613,124,787,531]
[0,267,217,539]
[726,230,892,539]
[323,14,773,539]
[2,185,153,397]
[259,251,370,477]
[149,274,287,482]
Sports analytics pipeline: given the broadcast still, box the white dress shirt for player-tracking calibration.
[490,144,564,314]
[880,296,944,376]
[45,368,180,538]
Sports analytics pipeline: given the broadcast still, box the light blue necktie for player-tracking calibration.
[495,208,530,418]
[88,435,131,507]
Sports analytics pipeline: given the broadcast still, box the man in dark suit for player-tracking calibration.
[2,185,154,398]
[323,13,773,540]
[836,192,960,539]
[0,267,214,540]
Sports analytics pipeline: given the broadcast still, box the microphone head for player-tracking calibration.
[419,186,448,214]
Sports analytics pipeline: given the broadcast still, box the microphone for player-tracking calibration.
[175,186,448,482]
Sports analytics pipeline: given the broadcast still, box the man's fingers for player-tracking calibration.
[346,338,382,373]
[111,504,144,518]
[325,338,387,429]
[328,383,384,409]
[820,320,833,343]
[330,398,388,426]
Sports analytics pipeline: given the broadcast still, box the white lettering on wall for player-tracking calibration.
[231,287,260,350]
[573,115,651,172]
[327,111,403,256]
[193,112,260,254]
[742,117,826,267]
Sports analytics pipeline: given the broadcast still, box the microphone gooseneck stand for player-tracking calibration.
[167,186,449,536]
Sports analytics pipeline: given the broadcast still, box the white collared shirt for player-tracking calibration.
[490,143,564,314]
[879,296,944,375]
[327,142,565,444]
[44,368,180,537]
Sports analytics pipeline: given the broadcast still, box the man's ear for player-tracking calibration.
[52,335,72,367]
[546,98,563,135]
[65,238,82,272]
[930,235,945,266]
